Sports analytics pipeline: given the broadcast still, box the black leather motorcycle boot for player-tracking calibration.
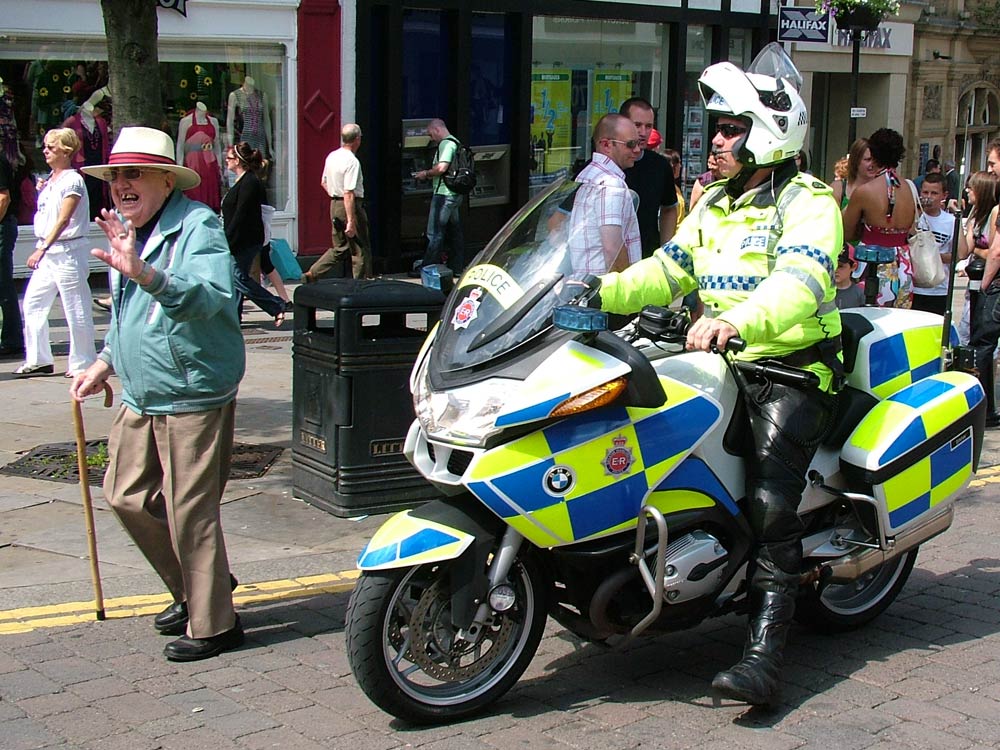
[712,563,797,706]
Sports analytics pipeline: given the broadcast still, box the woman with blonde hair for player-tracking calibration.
[15,127,95,377]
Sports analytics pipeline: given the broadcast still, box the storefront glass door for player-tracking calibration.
[529,16,669,195]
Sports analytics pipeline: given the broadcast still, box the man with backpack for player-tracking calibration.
[415,119,467,274]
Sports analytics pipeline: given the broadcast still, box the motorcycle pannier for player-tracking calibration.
[840,372,985,536]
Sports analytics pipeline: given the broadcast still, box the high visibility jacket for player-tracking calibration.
[601,165,844,391]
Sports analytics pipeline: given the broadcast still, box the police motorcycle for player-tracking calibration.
[343,173,986,723]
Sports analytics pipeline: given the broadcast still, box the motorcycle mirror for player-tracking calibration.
[421,264,454,294]
[553,306,608,333]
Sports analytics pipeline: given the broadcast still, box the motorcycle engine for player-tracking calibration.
[661,531,729,604]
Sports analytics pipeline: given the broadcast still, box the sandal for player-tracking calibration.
[13,363,55,377]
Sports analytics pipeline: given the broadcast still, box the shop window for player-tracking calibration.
[402,10,451,121]
[956,86,1000,178]
[530,16,670,194]
[0,37,288,225]
[471,13,512,147]
[682,25,713,199]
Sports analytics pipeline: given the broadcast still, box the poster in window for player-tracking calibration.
[684,132,703,157]
[686,108,704,129]
[531,70,573,174]
[591,71,633,133]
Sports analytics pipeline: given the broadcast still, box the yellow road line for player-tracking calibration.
[0,570,361,635]
[970,464,1000,487]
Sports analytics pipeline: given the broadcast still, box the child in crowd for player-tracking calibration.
[835,250,864,310]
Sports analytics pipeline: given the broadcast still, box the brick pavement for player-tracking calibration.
[3,478,1000,749]
[4,279,1000,747]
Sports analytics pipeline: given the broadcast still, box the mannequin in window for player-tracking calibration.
[62,101,110,219]
[0,76,19,168]
[176,102,223,211]
[227,76,271,158]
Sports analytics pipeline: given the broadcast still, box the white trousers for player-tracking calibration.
[22,244,97,372]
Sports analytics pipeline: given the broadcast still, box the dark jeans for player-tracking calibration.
[970,288,1000,415]
[233,244,285,318]
[0,214,23,350]
[421,193,465,273]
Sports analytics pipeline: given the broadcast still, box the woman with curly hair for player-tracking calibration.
[842,128,916,307]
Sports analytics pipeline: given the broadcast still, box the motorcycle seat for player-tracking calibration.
[839,311,875,376]
[823,386,878,449]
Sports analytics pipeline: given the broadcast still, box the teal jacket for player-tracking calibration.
[99,191,245,414]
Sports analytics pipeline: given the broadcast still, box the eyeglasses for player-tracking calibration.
[606,138,640,150]
[103,167,146,181]
[715,123,748,139]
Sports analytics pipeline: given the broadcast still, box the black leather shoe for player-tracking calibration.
[0,345,25,359]
[154,574,239,635]
[163,616,244,662]
[986,412,1000,428]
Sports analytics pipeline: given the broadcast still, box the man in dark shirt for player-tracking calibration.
[0,153,24,358]
[620,97,679,258]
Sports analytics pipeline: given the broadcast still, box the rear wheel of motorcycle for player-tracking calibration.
[345,557,547,724]
[795,548,918,632]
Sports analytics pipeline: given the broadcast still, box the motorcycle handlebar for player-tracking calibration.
[735,360,820,389]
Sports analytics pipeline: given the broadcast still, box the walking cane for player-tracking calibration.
[71,382,114,621]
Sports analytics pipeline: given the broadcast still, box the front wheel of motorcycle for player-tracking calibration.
[345,557,547,725]
[796,548,918,633]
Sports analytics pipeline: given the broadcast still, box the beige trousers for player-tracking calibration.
[104,402,237,638]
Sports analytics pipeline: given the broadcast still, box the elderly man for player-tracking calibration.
[306,123,372,281]
[568,113,643,273]
[71,127,245,662]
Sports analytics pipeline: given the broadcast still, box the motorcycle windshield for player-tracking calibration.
[434,178,629,372]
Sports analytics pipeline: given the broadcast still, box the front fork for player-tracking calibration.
[457,527,524,641]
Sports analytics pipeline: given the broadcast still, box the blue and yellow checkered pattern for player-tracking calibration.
[466,378,726,548]
[852,324,955,399]
[844,371,983,534]
[358,512,475,570]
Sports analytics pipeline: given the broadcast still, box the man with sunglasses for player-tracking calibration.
[567,113,642,274]
[594,47,843,707]
[71,127,245,663]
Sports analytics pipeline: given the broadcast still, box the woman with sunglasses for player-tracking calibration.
[222,142,288,327]
[15,127,96,377]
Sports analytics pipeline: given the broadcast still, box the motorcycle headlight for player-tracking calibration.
[413,356,517,447]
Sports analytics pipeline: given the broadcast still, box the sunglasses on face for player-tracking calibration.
[103,167,146,181]
[715,123,748,139]
[606,138,640,150]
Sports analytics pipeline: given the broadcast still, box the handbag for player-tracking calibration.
[905,179,946,289]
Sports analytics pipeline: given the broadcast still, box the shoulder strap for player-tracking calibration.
[905,178,924,229]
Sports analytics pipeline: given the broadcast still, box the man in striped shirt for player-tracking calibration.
[567,114,642,274]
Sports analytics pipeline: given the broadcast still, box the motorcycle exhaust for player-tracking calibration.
[818,506,954,584]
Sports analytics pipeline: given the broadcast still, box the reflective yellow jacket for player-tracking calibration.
[600,166,844,391]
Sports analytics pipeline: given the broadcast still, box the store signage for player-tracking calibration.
[778,7,829,43]
[158,0,187,16]
[851,107,867,118]
[794,19,913,56]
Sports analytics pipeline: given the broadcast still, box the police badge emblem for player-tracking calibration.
[451,288,483,330]
[603,435,634,476]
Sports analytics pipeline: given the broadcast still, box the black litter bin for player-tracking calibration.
[292,279,445,517]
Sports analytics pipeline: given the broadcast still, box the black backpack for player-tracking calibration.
[441,136,477,195]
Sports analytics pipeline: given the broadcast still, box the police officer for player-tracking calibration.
[596,45,843,705]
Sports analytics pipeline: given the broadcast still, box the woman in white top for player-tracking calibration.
[15,128,96,377]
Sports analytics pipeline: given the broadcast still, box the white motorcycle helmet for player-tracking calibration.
[697,43,807,167]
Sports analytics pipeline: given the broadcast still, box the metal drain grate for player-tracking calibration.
[244,335,293,345]
[1,441,283,485]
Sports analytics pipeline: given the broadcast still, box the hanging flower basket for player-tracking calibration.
[816,0,899,31]
[835,5,885,30]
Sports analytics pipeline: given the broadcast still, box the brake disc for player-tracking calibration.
[407,578,515,682]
